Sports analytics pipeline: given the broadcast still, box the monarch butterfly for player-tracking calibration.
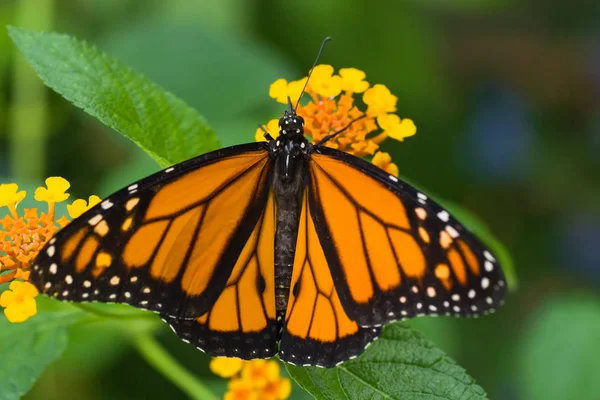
[30,49,506,369]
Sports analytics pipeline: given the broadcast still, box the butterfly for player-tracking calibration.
[30,74,507,368]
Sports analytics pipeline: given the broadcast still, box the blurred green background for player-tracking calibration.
[1,0,599,399]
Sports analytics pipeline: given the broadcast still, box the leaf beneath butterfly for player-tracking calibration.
[7,26,220,168]
[0,307,83,400]
[286,322,488,400]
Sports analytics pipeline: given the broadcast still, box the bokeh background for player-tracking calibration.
[1,0,599,399]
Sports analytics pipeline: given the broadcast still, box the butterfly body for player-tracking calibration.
[31,107,506,367]
[270,112,312,322]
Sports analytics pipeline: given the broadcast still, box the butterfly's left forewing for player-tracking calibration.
[31,143,274,321]
[307,147,507,327]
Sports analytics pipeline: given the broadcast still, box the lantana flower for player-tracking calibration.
[259,65,417,174]
[0,178,101,322]
[211,357,292,400]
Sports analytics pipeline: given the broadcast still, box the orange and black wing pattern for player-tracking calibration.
[280,191,381,367]
[162,191,278,359]
[307,147,507,327]
[31,143,273,323]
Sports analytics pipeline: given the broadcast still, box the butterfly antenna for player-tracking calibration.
[294,36,332,111]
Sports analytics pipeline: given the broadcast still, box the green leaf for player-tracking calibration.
[0,310,83,400]
[7,26,220,168]
[286,323,488,400]
[519,295,600,400]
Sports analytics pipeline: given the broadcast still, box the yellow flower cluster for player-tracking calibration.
[0,177,101,323]
[210,357,291,400]
[256,65,417,176]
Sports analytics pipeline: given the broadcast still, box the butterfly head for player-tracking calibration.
[278,110,305,138]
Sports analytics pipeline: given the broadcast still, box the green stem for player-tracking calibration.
[9,0,54,181]
[134,334,218,400]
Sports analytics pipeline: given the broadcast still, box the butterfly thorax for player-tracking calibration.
[270,111,312,324]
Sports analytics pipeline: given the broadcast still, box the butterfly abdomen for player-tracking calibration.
[272,149,308,324]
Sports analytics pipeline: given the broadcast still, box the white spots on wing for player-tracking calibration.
[130,276,138,283]
[101,200,114,210]
[416,302,423,310]
[485,260,494,272]
[300,142,306,149]
[486,297,493,304]
[83,280,91,288]
[110,276,120,286]
[49,238,56,245]
[417,193,427,204]
[88,214,103,226]
[452,294,460,301]
[471,305,478,311]
[411,286,419,294]
[400,296,407,303]
[49,263,57,275]
[143,287,151,294]
[468,289,476,299]
[445,225,459,239]
[443,301,450,308]
[44,282,51,290]
[389,175,399,183]
[165,167,175,173]
[140,300,148,306]
[124,292,131,299]
[388,311,394,316]
[62,290,69,297]
[65,275,73,285]
[401,310,408,316]
[82,293,89,299]
[128,184,138,191]
[47,246,55,257]
[453,305,460,312]
[109,294,117,300]
[426,287,436,297]
[437,210,450,222]
[481,277,490,289]
[484,250,496,262]
[94,289,99,295]
[429,305,437,312]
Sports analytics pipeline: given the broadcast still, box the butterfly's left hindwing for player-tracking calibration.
[31,143,273,320]
[307,147,507,327]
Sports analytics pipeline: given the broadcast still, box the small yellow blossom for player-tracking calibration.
[308,64,342,98]
[363,84,397,117]
[269,78,308,105]
[339,68,369,93]
[67,195,102,219]
[34,177,71,204]
[0,177,102,323]
[0,183,26,210]
[255,119,281,142]
[372,151,399,177]
[224,378,259,400]
[211,358,292,399]
[260,377,292,400]
[210,357,244,378]
[241,359,280,389]
[377,114,417,142]
[0,281,39,323]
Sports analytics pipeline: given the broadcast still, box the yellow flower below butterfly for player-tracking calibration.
[211,357,292,399]
[0,178,101,322]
